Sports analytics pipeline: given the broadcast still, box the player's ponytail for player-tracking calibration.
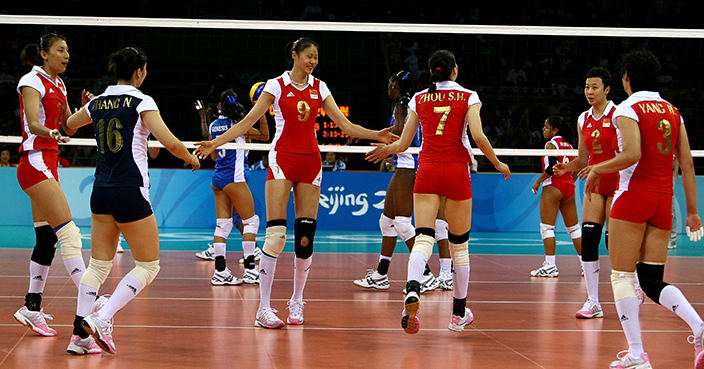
[220,89,246,122]
[427,50,457,93]
[108,47,147,81]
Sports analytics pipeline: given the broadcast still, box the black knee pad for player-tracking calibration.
[415,227,435,238]
[31,224,58,266]
[581,222,603,262]
[636,262,670,305]
[604,230,609,251]
[448,230,470,244]
[294,218,316,259]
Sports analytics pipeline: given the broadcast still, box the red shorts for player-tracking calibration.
[17,150,59,190]
[611,190,672,230]
[591,173,619,198]
[267,151,322,186]
[545,180,575,200]
[414,161,472,201]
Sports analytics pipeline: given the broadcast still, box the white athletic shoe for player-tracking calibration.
[353,269,390,290]
[255,307,285,329]
[211,268,243,286]
[609,350,651,368]
[239,246,263,264]
[13,306,56,336]
[402,273,440,294]
[689,323,704,369]
[530,261,559,277]
[575,298,604,319]
[437,269,453,290]
[448,307,474,332]
[242,268,260,284]
[286,298,305,325]
[196,244,215,260]
[67,334,102,355]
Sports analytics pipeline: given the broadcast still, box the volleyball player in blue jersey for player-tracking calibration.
[205,89,268,285]
[66,46,200,354]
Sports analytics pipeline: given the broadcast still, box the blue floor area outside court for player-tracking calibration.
[1,225,702,257]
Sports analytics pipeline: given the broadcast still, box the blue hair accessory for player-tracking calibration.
[401,72,409,81]
[227,95,239,107]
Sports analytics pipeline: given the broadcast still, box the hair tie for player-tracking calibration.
[125,47,140,55]
[227,95,239,107]
[435,67,442,72]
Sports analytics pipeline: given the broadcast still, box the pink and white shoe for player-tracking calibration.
[689,323,704,369]
[609,350,652,369]
[82,312,116,354]
[286,298,305,325]
[255,308,286,329]
[13,306,57,337]
[448,307,474,332]
[66,334,102,355]
[575,298,604,319]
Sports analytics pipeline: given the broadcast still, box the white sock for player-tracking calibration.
[63,256,86,288]
[545,255,556,265]
[659,285,704,333]
[258,254,278,310]
[242,241,256,258]
[615,296,644,356]
[453,264,470,300]
[213,242,226,258]
[28,261,49,294]
[379,254,392,262]
[440,258,452,273]
[77,284,98,317]
[99,273,143,321]
[292,257,312,301]
[582,260,600,303]
[407,252,427,283]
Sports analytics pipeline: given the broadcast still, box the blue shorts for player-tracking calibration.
[90,186,153,223]
[211,166,250,191]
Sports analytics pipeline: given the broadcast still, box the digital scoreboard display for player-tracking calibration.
[266,105,351,146]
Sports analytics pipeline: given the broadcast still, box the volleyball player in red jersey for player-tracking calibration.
[585,49,704,369]
[195,38,396,328]
[367,50,510,334]
[13,34,95,344]
[529,115,582,278]
[554,67,622,318]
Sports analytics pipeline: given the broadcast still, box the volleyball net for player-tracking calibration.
[1,15,703,171]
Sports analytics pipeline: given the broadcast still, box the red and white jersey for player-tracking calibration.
[578,101,619,184]
[542,136,574,187]
[17,66,68,153]
[409,81,479,164]
[613,91,682,195]
[263,72,331,154]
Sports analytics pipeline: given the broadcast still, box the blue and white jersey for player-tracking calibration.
[86,85,157,188]
[209,116,249,183]
[390,108,421,169]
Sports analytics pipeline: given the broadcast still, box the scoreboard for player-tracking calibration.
[266,105,351,146]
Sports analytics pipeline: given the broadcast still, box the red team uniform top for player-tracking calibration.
[263,72,331,154]
[16,66,68,154]
[409,80,478,164]
[542,136,574,188]
[612,91,682,195]
[578,101,619,192]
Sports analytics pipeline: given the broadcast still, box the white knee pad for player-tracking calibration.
[567,224,582,239]
[57,221,83,260]
[262,225,287,258]
[435,219,449,242]
[214,218,234,239]
[412,234,434,260]
[393,216,415,242]
[242,215,260,236]
[379,214,396,238]
[130,260,160,287]
[80,257,113,289]
[611,270,637,301]
[540,223,555,240]
[450,241,469,266]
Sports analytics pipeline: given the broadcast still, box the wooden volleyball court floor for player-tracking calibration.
[1,226,703,368]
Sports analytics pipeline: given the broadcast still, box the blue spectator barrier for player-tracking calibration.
[0,167,696,233]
